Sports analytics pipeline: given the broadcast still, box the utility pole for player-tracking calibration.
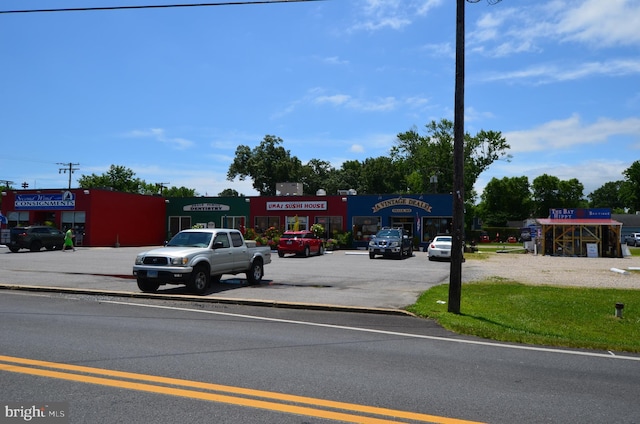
[449,0,502,315]
[0,180,14,189]
[156,182,170,195]
[57,162,79,190]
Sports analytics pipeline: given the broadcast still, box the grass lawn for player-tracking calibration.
[407,279,640,353]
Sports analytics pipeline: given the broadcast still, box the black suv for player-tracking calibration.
[368,227,413,259]
[7,226,66,252]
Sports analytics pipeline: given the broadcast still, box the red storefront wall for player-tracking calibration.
[84,190,166,247]
[248,195,347,235]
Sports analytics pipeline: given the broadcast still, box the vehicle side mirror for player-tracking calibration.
[212,241,224,249]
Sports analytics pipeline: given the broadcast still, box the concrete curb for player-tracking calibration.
[0,284,415,317]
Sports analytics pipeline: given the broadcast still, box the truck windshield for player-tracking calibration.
[167,232,212,247]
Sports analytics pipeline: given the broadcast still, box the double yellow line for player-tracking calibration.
[0,355,483,424]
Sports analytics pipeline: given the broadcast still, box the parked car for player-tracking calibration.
[133,228,272,294]
[277,231,324,257]
[427,235,453,261]
[368,227,413,259]
[479,232,490,243]
[7,225,65,252]
[626,233,640,247]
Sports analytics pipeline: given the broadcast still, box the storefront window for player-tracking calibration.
[254,216,280,234]
[423,217,453,240]
[315,216,342,238]
[62,211,86,245]
[221,216,246,230]
[7,211,29,227]
[286,215,308,231]
[352,216,381,241]
[169,216,192,238]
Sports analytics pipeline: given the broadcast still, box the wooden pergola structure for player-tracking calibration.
[537,218,623,258]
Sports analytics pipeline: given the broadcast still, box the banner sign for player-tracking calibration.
[15,191,75,210]
[267,201,327,211]
[549,208,611,219]
[372,197,432,213]
[183,203,230,212]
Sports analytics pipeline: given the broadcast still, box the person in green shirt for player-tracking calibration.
[63,228,76,252]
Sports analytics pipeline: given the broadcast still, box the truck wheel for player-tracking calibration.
[246,259,263,285]
[278,250,285,258]
[189,264,210,295]
[137,278,159,293]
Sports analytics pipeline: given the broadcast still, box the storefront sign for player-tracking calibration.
[549,208,611,219]
[267,201,327,211]
[15,191,75,210]
[372,197,432,213]
[183,203,230,212]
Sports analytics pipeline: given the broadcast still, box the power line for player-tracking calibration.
[0,0,325,15]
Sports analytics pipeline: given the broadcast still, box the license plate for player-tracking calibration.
[287,240,292,245]
[147,270,158,278]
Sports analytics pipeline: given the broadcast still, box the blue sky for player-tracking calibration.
[1,0,639,200]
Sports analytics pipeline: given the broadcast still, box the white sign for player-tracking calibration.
[266,201,327,211]
[586,243,598,258]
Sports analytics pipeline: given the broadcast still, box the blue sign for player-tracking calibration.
[15,191,76,210]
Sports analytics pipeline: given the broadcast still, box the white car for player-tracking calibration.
[427,235,452,261]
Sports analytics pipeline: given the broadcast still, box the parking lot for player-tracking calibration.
[0,246,462,311]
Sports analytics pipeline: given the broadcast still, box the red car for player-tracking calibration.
[277,231,324,257]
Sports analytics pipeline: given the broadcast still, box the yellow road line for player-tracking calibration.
[0,355,484,424]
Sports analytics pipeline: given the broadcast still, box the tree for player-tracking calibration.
[621,161,640,212]
[360,156,407,194]
[78,165,144,193]
[392,119,511,200]
[300,159,334,195]
[531,174,585,217]
[588,181,626,212]
[227,135,303,196]
[164,186,197,197]
[477,176,532,226]
[218,188,242,197]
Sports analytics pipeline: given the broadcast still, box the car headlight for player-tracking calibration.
[170,257,189,266]
[135,255,144,265]
[390,241,399,247]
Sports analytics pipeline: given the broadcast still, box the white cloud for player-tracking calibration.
[504,114,640,154]
[350,0,443,32]
[123,128,194,150]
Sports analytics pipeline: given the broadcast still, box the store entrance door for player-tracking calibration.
[391,217,414,238]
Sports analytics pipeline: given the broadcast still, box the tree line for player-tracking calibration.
[45,118,640,226]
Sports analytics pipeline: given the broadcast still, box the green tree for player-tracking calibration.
[392,119,511,201]
[588,181,626,212]
[531,174,586,217]
[360,156,407,194]
[78,165,144,193]
[621,161,640,212]
[300,159,334,195]
[218,188,242,197]
[164,186,197,197]
[227,135,303,195]
[477,176,532,226]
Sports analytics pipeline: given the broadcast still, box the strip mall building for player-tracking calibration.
[1,189,453,250]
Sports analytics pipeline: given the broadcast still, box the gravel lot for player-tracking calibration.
[464,251,640,289]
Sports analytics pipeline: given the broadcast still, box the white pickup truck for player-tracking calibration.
[132,228,272,295]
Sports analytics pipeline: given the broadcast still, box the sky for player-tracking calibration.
[1,0,639,201]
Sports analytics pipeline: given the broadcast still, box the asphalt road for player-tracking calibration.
[0,245,472,312]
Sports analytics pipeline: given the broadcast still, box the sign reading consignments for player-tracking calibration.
[266,201,327,211]
[15,191,75,210]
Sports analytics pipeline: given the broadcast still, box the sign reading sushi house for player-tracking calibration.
[15,191,76,210]
[267,201,327,211]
